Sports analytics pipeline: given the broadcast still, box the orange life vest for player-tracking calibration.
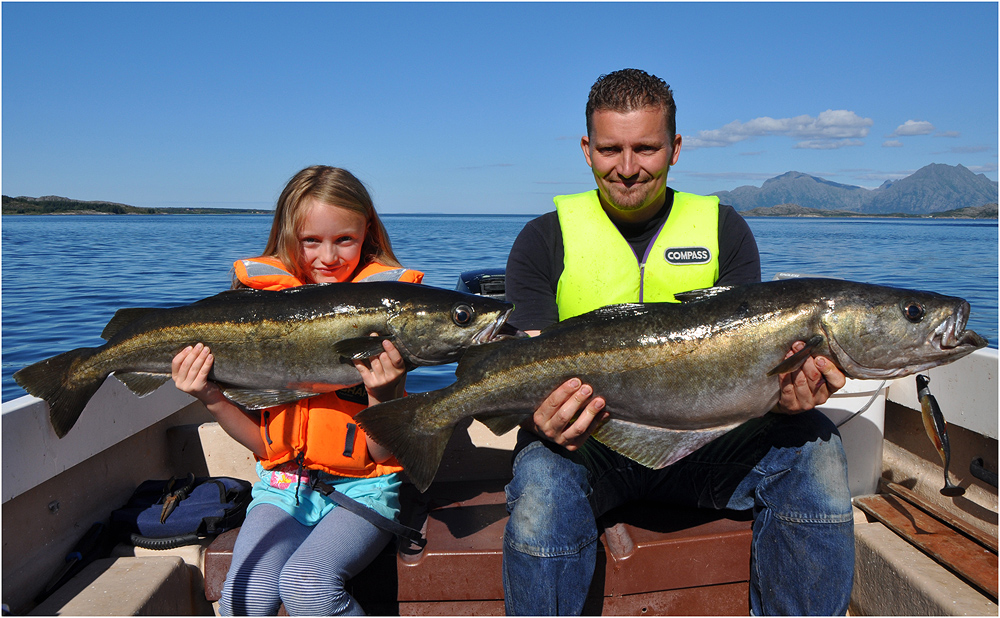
[234,255,424,479]
[233,255,422,290]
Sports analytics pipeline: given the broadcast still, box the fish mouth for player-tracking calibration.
[935,302,988,351]
[474,307,523,344]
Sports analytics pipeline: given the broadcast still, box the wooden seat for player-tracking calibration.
[203,528,238,603]
[395,479,753,616]
[205,479,753,615]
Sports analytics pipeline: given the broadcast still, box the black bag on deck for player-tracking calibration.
[110,475,252,549]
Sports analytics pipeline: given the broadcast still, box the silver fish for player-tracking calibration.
[356,278,987,492]
[15,282,514,438]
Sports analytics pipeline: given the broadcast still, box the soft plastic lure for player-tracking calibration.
[916,374,963,495]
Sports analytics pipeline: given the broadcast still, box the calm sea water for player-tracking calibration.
[2,214,997,402]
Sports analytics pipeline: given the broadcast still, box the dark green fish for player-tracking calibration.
[916,374,964,496]
[15,282,514,438]
[356,278,987,492]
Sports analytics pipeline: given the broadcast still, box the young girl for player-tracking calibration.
[171,166,422,616]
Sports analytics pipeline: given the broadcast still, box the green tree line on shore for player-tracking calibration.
[2,196,270,215]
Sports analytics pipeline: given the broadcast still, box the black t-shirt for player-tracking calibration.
[505,190,762,331]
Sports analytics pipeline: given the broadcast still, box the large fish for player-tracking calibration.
[355,278,987,492]
[15,282,514,438]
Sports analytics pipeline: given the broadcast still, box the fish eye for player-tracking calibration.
[901,301,925,322]
[452,304,474,326]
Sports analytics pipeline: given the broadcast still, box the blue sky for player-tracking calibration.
[3,2,997,214]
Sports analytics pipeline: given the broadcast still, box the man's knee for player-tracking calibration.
[764,410,853,519]
[504,440,597,555]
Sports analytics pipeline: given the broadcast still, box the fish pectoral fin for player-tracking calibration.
[333,337,394,362]
[114,372,172,397]
[221,387,322,410]
[592,419,742,469]
[766,335,825,376]
[475,414,527,436]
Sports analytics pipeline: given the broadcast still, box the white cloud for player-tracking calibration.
[684,110,873,150]
[935,131,960,138]
[889,120,935,137]
[795,139,865,150]
[882,140,904,148]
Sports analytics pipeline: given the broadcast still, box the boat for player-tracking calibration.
[2,271,996,615]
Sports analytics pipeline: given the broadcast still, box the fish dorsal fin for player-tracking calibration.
[766,334,825,376]
[333,336,394,362]
[673,286,735,303]
[221,387,322,410]
[114,371,172,396]
[191,288,271,304]
[586,303,649,319]
[539,303,650,337]
[592,418,742,469]
[101,308,160,340]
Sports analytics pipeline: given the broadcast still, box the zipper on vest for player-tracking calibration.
[638,261,646,302]
[638,217,670,303]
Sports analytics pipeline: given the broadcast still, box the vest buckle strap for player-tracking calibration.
[309,477,427,550]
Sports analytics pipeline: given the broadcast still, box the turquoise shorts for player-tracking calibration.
[248,461,401,527]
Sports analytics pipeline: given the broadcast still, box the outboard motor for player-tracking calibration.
[455,268,506,301]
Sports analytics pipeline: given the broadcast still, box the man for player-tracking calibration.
[502,69,854,616]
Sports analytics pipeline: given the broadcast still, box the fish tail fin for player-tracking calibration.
[13,348,102,438]
[355,391,455,493]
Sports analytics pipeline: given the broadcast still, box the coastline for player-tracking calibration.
[2,196,997,219]
[6,211,997,220]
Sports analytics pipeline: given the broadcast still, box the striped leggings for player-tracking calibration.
[219,503,392,616]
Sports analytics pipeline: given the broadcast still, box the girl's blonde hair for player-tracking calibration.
[258,166,400,284]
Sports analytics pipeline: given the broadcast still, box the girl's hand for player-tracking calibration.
[354,335,407,405]
[172,343,266,457]
[171,343,225,406]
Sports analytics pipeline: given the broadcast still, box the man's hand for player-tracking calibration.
[774,340,846,413]
[526,378,608,450]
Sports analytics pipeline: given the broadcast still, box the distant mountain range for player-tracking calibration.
[713,163,998,215]
[739,202,997,219]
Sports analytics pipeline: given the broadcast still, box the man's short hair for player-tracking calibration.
[586,69,676,138]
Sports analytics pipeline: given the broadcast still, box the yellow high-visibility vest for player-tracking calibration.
[555,190,720,320]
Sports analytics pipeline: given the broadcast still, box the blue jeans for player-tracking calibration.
[502,410,854,615]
